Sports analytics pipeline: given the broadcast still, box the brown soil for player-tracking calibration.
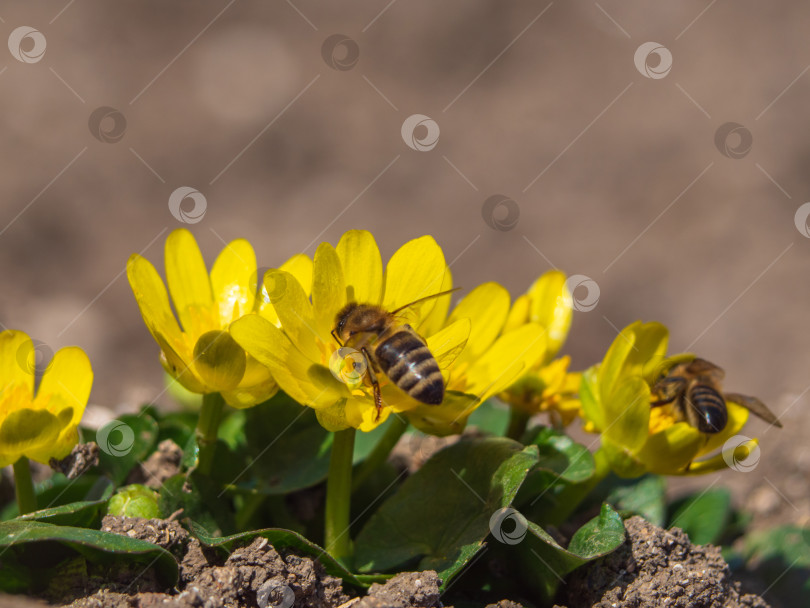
[556,516,770,608]
[0,513,773,608]
[125,439,184,490]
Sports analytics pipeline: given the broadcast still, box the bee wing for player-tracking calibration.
[724,392,783,428]
[689,358,725,381]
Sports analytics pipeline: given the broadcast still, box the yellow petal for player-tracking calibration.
[579,365,604,431]
[0,408,64,464]
[0,331,35,408]
[406,390,476,436]
[312,243,347,339]
[688,437,759,475]
[127,254,185,351]
[699,401,749,456]
[165,229,215,334]
[418,267,453,337]
[427,318,471,370]
[463,323,546,401]
[600,437,647,478]
[447,282,509,362]
[263,270,321,362]
[210,238,257,325]
[336,230,383,305]
[230,314,342,408]
[33,346,92,426]
[280,254,314,296]
[382,235,447,321]
[528,271,572,360]
[315,399,351,432]
[191,330,246,391]
[597,322,638,400]
[503,293,530,334]
[602,376,650,452]
[345,396,391,432]
[636,422,704,475]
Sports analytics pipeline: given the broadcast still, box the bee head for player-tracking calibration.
[333,302,388,344]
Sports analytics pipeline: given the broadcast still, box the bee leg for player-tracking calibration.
[331,329,343,347]
[361,347,383,421]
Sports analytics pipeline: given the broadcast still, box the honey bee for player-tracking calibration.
[651,357,782,434]
[331,289,459,420]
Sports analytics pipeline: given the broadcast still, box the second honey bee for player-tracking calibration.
[651,357,782,434]
[332,289,458,419]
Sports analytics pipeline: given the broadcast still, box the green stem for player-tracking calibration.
[13,458,37,515]
[544,447,611,526]
[506,408,531,442]
[235,493,267,531]
[196,392,225,476]
[352,415,409,491]
[325,428,356,565]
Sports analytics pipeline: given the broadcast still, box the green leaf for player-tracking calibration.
[740,526,810,599]
[85,413,159,485]
[159,473,235,537]
[0,520,178,591]
[1,473,101,520]
[466,398,511,436]
[515,503,625,602]
[15,499,107,528]
[354,437,539,586]
[667,488,731,545]
[191,524,367,590]
[604,474,666,526]
[240,393,333,494]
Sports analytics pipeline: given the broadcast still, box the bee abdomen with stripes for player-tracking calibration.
[375,329,444,405]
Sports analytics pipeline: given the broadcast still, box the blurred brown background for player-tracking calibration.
[1,2,808,528]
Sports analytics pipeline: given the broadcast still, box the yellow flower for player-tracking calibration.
[498,271,579,424]
[403,281,549,435]
[0,330,92,467]
[127,228,277,408]
[580,321,755,476]
[230,230,547,433]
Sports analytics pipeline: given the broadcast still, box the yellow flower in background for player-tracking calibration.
[403,281,548,436]
[0,330,92,467]
[127,228,278,408]
[230,230,547,433]
[498,270,579,425]
[579,320,756,476]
